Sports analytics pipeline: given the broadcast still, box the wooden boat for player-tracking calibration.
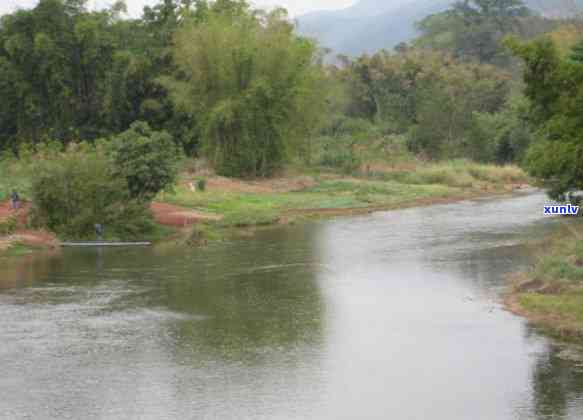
[60,241,152,247]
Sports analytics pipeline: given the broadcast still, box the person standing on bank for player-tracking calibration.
[10,190,20,211]
[95,223,104,241]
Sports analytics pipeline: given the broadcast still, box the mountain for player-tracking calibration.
[296,0,583,57]
[296,0,451,56]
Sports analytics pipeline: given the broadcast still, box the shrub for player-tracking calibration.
[312,136,362,174]
[109,121,182,201]
[197,178,207,192]
[30,145,154,239]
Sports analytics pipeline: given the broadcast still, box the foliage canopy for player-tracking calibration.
[163,8,327,177]
[507,36,583,198]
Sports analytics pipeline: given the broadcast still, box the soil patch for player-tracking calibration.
[0,200,30,224]
[151,202,223,227]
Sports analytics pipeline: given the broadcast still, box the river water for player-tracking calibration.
[1,192,583,420]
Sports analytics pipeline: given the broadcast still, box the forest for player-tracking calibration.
[0,0,582,236]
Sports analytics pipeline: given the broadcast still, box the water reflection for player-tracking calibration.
[0,226,326,419]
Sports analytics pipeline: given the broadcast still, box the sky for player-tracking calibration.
[0,0,358,18]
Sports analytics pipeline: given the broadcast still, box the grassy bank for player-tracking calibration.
[506,222,583,341]
[0,155,529,255]
[160,160,529,243]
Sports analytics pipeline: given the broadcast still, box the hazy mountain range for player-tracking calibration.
[296,0,583,56]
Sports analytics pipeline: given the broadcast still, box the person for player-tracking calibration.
[10,190,20,211]
[95,223,104,241]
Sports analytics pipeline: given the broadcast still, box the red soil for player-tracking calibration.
[150,202,222,227]
[0,200,30,225]
[0,201,58,249]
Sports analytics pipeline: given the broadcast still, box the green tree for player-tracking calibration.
[163,5,327,177]
[31,144,154,238]
[470,93,532,162]
[416,0,531,65]
[569,38,583,63]
[334,49,511,159]
[0,0,185,149]
[109,121,182,201]
[507,36,583,198]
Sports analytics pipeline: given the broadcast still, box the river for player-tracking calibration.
[1,191,583,420]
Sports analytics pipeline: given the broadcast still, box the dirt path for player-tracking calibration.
[151,202,223,227]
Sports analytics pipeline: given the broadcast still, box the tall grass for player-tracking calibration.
[531,225,583,283]
[381,160,528,188]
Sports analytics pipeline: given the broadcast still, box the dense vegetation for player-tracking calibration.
[0,0,579,169]
[1,0,583,239]
[29,122,179,238]
[507,35,583,201]
[163,7,326,176]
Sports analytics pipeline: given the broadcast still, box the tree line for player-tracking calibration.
[0,0,582,197]
[0,0,326,177]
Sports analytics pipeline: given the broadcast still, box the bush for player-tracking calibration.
[329,117,379,137]
[30,145,154,239]
[312,136,362,174]
[109,121,182,201]
[197,178,207,192]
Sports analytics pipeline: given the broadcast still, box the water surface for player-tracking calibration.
[2,192,583,420]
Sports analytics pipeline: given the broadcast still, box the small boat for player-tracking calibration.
[60,241,152,247]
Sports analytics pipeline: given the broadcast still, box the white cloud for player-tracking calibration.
[0,0,358,18]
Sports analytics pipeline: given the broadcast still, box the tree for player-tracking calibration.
[164,5,327,177]
[470,93,532,162]
[0,0,184,150]
[334,49,511,159]
[416,0,531,66]
[508,36,583,199]
[31,143,154,238]
[109,121,181,201]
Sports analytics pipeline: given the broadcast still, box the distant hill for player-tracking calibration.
[296,0,583,57]
[297,0,451,56]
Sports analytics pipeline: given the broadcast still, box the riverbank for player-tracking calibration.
[0,160,530,256]
[158,161,529,245]
[505,222,583,341]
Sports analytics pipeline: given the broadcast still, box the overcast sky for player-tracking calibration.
[0,0,358,18]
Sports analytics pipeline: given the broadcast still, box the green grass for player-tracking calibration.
[510,223,583,339]
[534,256,583,283]
[519,292,583,324]
[162,160,526,232]
[528,224,583,283]
[162,177,460,229]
